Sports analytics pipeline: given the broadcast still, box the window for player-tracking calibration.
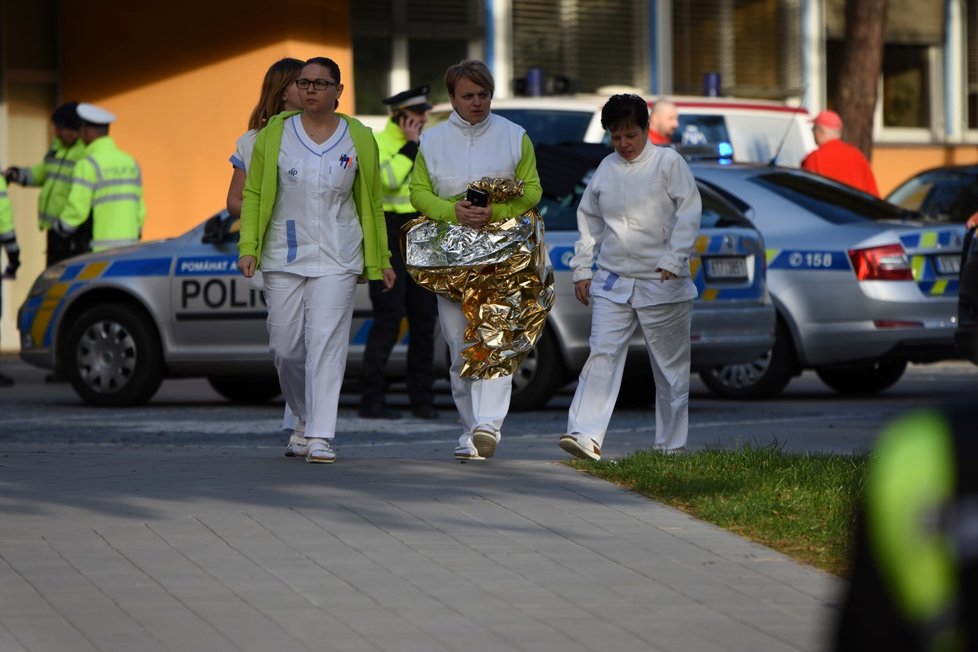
[672,0,802,100]
[351,0,483,113]
[882,44,931,128]
[408,39,468,107]
[888,169,978,223]
[511,0,649,94]
[825,0,942,133]
[352,37,392,115]
[751,172,915,224]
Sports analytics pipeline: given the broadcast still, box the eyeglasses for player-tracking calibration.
[296,78,338,90]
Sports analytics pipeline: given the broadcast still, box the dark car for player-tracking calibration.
[887,165,978,225]
[958,226,978,364]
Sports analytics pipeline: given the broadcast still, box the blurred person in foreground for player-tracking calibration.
[802,109,879,197]
[359,85,439,421]
[409,59,543,462]
[834,402,978,651]
[560,93,701,461]
[237,56,394,464]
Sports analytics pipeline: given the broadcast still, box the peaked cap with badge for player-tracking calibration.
[382,85,432,113]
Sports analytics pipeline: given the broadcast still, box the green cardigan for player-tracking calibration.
[238,111,391,280]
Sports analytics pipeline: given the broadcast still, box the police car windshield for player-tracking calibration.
[887,170,978,224]
[492,109,593,146]
[751,172,919,225]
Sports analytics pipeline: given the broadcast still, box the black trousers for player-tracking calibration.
[46,219,92,267]
[360,212,438,407]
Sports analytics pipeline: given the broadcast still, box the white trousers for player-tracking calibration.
[437,294,512,437]
[263,271,358,439]
[568,296,694,451]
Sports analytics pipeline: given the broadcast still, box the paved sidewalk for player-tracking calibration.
[0,447,840,652]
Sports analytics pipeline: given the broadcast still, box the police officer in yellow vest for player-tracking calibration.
[359,85,439,420]
[56,103,145,252]
[835,403,978,651]
[3,102,87,266]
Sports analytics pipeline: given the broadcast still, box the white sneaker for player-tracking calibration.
[454,434,485,462]
[559,433,601,461]
[471,427,500,458]
[305,438,337,464]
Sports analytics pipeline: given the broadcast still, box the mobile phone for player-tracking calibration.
[466,187,489,207]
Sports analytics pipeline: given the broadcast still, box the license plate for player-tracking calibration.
[934,254,961,275]
[706,257,748,279]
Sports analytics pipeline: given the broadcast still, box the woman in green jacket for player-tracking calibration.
[238,56,394,464]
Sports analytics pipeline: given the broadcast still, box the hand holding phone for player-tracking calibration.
[465,187,489,207]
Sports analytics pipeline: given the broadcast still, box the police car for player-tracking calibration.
[17,167,776,408]
[692,163,967,397]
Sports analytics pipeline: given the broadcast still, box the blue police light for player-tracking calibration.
[718,142,734,163]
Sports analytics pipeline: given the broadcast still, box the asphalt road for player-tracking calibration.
[1,356,975,458]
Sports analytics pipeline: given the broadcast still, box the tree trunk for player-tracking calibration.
[835,0,888,160]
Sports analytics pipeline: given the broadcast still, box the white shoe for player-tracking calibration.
[471,427,500,458]
[305,438,337,464]
[284,434,309,458]
[454,434,485,462]
[284,419,307,457]
[559,433,601,461]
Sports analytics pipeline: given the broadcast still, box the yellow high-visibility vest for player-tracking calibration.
[59,136,145,251]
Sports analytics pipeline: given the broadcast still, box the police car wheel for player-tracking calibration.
[699,320,797,399]
[207,376,282,403]
[64,304,164,407]
[509,328,565,411]
[815,360,907,396]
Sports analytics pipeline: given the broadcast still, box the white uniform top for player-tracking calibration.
[230,129,258,172]
[418,111,526,199]
[571,142,701,307]
[260,115,362,276]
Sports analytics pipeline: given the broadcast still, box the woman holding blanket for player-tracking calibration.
[237,56,395,464]
[409,59,542,462]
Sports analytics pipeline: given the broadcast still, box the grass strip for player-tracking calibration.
[567,441,868,576]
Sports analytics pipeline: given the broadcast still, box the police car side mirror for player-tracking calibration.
[202,214,224,244]
[202,212,239,245]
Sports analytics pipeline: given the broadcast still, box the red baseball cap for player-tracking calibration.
[812,109,843,130]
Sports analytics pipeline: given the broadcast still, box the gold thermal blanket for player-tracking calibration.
[403,178,555,379]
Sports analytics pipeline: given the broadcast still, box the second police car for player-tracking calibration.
[693,163,966,397]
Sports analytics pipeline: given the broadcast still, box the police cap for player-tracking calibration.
[382,85,432,113]
[77,103,117,127]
